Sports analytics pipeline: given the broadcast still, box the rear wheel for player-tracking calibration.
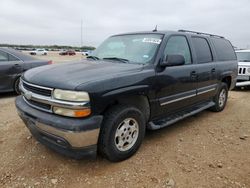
[98,105,145,162]
[210,83,228,112]
[14,77,21,94]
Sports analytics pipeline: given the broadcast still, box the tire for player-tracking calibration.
[98,105,146,162]
[210,83,228,112]
[14,77,21,94]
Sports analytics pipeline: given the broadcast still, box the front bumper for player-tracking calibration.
[236,75,250,87]
[15,96,103,159]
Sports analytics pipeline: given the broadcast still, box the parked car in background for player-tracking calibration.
[82,50,93,56]
[0,48,52,94]
[59,50,76,56]
[235,50,250,88]
[16,30,237,162]
[30,49,48,56]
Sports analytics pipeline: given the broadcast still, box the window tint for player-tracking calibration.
[164,36,192,64]
[192,37,212,63]
[0,51,8,61]
[8,54,19,61]
[212,38,236,61]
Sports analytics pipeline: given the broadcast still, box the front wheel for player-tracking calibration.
[98,105,145,162]
[210,83,228,112]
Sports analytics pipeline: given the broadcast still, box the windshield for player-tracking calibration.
[236,52,250,62]
[91,34,163,64]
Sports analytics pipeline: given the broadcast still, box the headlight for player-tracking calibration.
[53,89,90,102]
[53,107,91,118]
[53,89,91,117]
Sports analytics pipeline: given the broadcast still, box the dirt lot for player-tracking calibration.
[0,54,250,188]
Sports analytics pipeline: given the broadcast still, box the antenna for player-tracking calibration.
[153,25,158,32]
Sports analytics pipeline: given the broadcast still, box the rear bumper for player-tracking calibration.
[15,96,103,159]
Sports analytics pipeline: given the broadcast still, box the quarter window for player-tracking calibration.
[164,36,192,65]
[211,38,236,61]
[192,37,213,63]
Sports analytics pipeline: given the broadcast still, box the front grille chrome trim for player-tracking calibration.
[20,79,90,112]
[22,79,53,91]
[21,79,54,91]
[23,97,52,113]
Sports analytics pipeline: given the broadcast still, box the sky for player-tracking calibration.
[0,0,249,48]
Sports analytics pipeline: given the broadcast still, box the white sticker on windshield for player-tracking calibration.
[142,38,162,44]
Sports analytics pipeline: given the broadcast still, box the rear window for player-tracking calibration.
[192,37,213,63]
[211,38,236,61]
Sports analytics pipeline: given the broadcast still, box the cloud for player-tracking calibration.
[0,0,249,48]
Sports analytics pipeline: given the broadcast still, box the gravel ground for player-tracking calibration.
[0,54,249,188]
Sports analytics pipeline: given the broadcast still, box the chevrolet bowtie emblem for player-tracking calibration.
[24,91,32,100]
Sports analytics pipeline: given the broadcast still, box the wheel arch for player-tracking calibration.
[221,75,232,90]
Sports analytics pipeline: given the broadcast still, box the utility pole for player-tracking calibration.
[81,19,83,48]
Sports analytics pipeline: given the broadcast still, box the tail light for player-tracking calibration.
[48,60,53,65]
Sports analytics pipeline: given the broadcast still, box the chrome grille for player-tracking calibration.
[238,67,246,75]
[20,79,53,112]
[22,81,52,97]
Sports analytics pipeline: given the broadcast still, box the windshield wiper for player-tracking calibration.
[241,60,250,62]
[86,55,99,60]
[103,57,129,63]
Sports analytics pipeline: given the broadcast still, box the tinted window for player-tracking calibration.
[0,51,8,61]
[164,36,192,64]
[212,38,236,61]
[9,54,19,61]
[192,37,212,63]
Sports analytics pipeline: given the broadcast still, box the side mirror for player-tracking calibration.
[161,55,185,67]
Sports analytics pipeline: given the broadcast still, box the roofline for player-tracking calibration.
[110,30,227,39]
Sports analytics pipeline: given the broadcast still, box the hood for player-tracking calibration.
[238,61,250,66]
[23,60,144,90]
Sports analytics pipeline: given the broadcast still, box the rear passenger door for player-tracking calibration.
[191,37,217,101]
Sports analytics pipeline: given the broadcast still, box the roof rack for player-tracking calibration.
[178,29,224,39]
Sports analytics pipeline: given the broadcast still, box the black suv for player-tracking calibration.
[16,30,237,162]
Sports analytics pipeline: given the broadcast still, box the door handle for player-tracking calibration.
[211,68,216,73]
[190,71,197,80]
[14,64,22,68]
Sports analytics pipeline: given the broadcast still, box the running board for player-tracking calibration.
[147,101,215,130]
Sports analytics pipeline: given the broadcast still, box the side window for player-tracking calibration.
[8,54,19,61]
[164,36,192,65]
[192,37,213,63]
[0,51,8,62]
[211,38,237,61]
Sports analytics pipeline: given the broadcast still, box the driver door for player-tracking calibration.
[155,35,197,118]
